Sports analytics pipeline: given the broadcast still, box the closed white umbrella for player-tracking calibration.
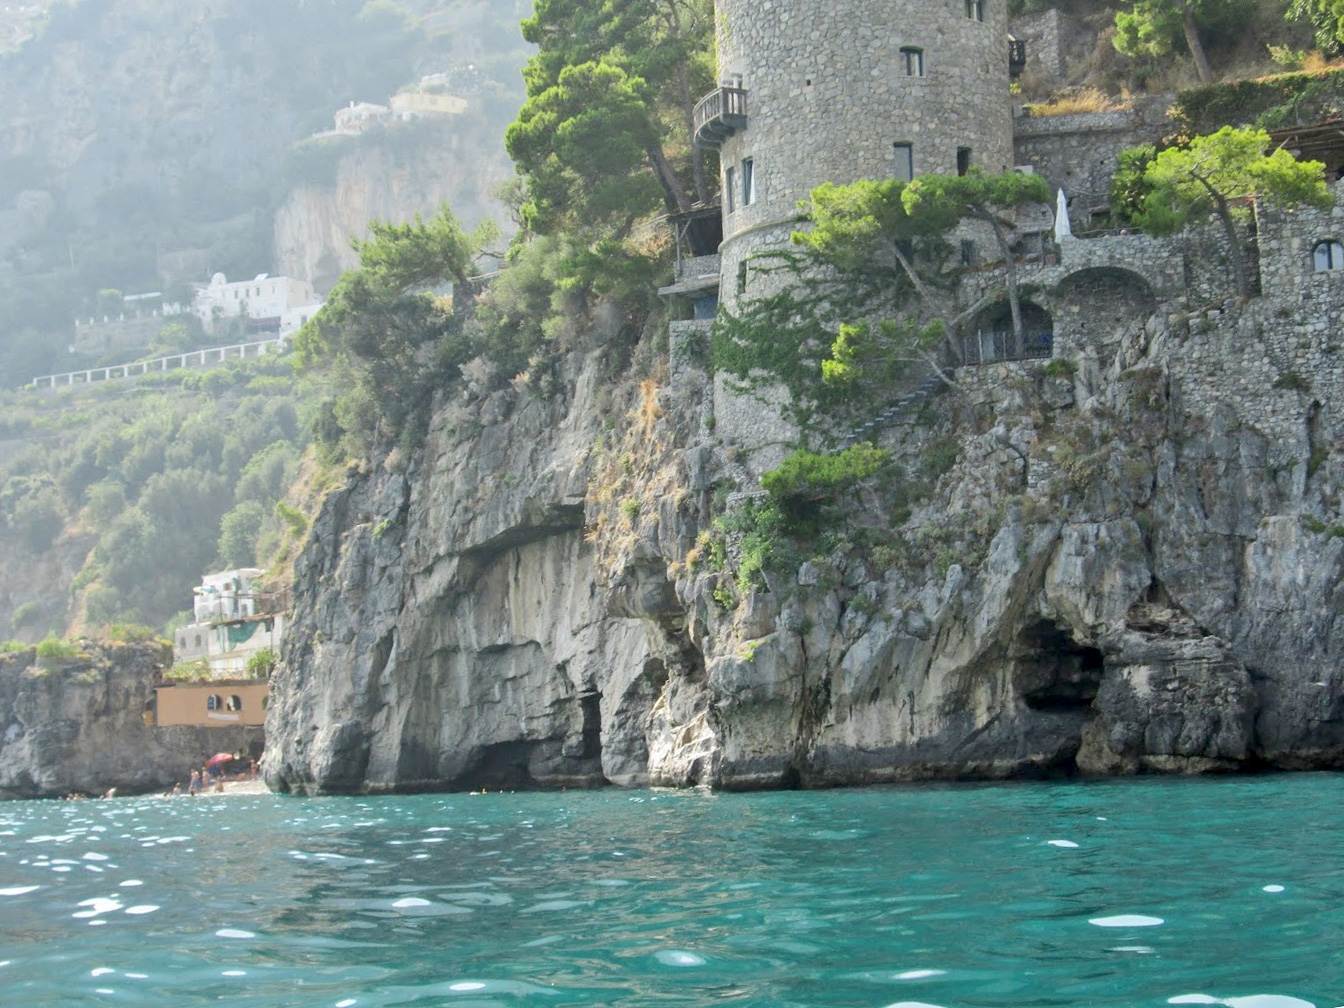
[1054,189,1072,241]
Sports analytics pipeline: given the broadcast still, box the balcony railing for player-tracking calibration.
[962,330,1053,365]
[693,86,748,148]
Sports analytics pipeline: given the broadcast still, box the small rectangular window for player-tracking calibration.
[957,147,972,175]
[893,142,913,183]
[966,0,985,21]
[960,239,977,265]
[741,158,755,205]
[900,47,924,77]
[725,166,736,213]
[737,260,749,295]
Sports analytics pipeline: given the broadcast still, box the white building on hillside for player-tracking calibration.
[334,100,390,134]
[173,568,287,679]
[192,272,319,332]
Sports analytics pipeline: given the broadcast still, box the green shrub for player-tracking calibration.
[1273,371,1309,391]
[619,497,641,524]
[1043,358,1077,379]
[102,622,160,644]
[245,647,279,678]
[762,443,892,505]
[35,635,78,667]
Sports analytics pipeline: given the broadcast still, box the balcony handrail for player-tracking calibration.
[962,329,1054,365]
[693,85,748,139]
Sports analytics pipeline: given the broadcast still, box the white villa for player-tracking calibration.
[192,272,321,333]
[173,568,286,679]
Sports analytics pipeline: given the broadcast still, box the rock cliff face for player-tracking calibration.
[0,642,259,798]
[265,290,1344,793]
[273,119,513,293]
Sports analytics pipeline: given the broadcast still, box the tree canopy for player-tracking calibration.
[1129,126,1331,297]
[1112,0,1256,83]
[507,0,714,246]
[294,205,496,458]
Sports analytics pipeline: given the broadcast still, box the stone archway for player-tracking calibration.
[963,299,1054,364]
[1053,266,1156,350]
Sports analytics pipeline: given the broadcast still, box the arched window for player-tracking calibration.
[226,695,243,712]
[1313,240,1344,271]
[206,694,222,711]
[900,47,924,77]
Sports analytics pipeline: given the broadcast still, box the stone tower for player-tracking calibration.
[695,0,1017,309]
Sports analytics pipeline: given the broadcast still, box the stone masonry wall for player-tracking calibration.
[715,0,1014,308]
[1012,100,1170,226]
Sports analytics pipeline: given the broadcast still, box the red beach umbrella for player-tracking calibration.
[205,752,234,767]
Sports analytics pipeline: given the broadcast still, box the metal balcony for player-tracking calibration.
[693,86,748,148]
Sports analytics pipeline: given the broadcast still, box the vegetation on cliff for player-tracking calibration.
[0,360,313,638]
[0,0,527,386]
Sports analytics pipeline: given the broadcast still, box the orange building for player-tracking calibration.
[154,680,269,728]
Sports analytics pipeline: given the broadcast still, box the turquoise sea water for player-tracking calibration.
[0,775,1341,1008]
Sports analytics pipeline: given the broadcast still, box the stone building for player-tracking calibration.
[698,0,1016,314]
[671,0,1344,477]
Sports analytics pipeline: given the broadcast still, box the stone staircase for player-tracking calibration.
[838,375,943,448]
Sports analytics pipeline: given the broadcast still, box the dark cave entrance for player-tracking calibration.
[1014,620,1104,712]
[579,691,603,760]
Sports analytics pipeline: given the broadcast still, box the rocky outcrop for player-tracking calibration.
[273,118,512,293]
[0,642,259,798]
[265,290,1344,794]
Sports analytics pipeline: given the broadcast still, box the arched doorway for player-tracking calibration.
[964,300,1054,364]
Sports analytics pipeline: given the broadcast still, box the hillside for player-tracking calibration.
[0,0,528,386]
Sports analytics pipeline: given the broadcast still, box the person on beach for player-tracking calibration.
[188,769,201,796]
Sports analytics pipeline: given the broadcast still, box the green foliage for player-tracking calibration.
[718,499,802,594]
[245,647,279,679]
[275,501,310,537]
[512,0,713,231]
[1113,0,1256,82]
[100,623,161,644]
[1133,126,1331,295]
[166,658,211,682]
[1172,66,1344,135]
[35,634,79,666]
[762,444,893,508]
[217,500,269,568]
[919,436,961,482]
[1274,370,1311,390]
[1043,358,1079,379]
[619,497,641,524]
[0,357,309,630]
[1110,144,1160,225]
[11,601,43,630]
[296,205,492,459]
[1303,515,1344,535]
[1288,0,1344,55]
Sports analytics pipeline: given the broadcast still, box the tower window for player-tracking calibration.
[893,142,914,183]
[1314,240,1344,271]
[957,147,972,175]
[741,158,756,205]
[900,47,924,77]
[966,0,985,21]
[206,694,222,711]
[961,239,977,265]
[725,166,736,213]
[737,260,749,295]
